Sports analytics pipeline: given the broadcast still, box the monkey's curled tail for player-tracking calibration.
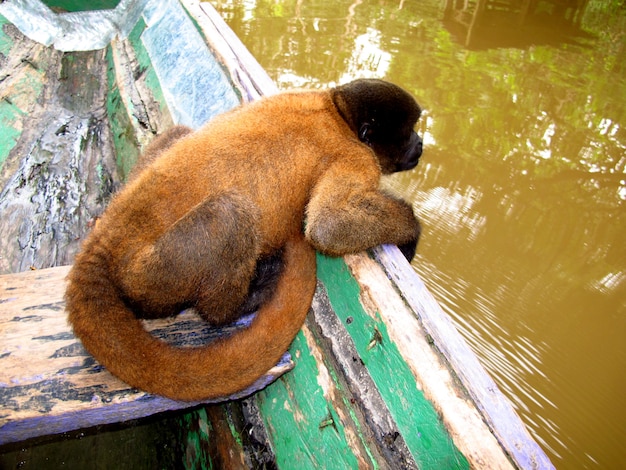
[65,236,317,401]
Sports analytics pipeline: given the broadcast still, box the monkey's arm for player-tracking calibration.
[305,164,420,260]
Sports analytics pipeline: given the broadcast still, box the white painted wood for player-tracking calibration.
[373,244,555,470]
[345,253,515,470]
[181,0,278,100]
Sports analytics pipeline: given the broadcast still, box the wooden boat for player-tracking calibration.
[0,1,554,468]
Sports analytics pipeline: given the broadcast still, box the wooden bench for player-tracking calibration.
[0,265,293,445]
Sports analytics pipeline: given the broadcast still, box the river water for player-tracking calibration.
[214,1,626,468]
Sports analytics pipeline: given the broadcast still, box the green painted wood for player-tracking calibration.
[0,92,23,169]
[125,18,170,129]
[229,253,472,469]
[316,254,470,470]
[179,408,215,470]
[0,15,44,170]
[0,15,12,55]
[256,331,369,469]
[40,0,121,12]
[105,45,140,181]
[321,356,382,469]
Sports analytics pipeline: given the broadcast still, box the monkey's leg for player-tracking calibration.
[121,191,262,324]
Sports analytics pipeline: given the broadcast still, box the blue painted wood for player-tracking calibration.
[141,0,240,128]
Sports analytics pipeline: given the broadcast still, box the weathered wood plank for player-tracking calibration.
[0,0,148,52]
[310,282,418,469]
[0,266,293,445]
[372,244,555,470]
[255,320,383,469]
[179,406,249,470]
[341,252,514,469]
[0,17,47,171]
[317,255,473,470]
[253,257,504,469]
[111,19,174,146]
[140,0,240,128]
[173,400,282,469]
[182,0,279,101]
[0,38,121,274]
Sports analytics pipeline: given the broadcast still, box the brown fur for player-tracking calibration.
[65,79,423,401]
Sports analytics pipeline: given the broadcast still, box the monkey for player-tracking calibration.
[125,124,194,183]
[65,79,424,401]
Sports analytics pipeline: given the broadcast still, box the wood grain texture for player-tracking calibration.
[311,281,418,469]
[184,0,279,101]
[318,255,471,470]
[0,44,120,274]
[0,266,293,445]
[255,321,379,469]
[340,251,512,469]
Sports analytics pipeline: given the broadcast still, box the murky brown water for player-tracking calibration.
[213,1,626,467]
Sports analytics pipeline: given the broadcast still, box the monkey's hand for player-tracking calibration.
[393,199,420,261]
[398,234,419,262]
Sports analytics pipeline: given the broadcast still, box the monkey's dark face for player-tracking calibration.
[359,122,423,174]
[332,79,424,174]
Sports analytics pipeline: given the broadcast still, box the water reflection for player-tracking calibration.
[214,1,626,467]
[443,0,593,49]
[338,27,391,82]
[417,183,487,242]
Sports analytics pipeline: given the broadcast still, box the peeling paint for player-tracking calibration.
[301,325,334,401]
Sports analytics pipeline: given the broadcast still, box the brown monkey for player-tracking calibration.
[126,124,194,183]
[65,79,423,401]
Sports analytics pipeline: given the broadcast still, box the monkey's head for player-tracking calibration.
[331,79,423,174]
